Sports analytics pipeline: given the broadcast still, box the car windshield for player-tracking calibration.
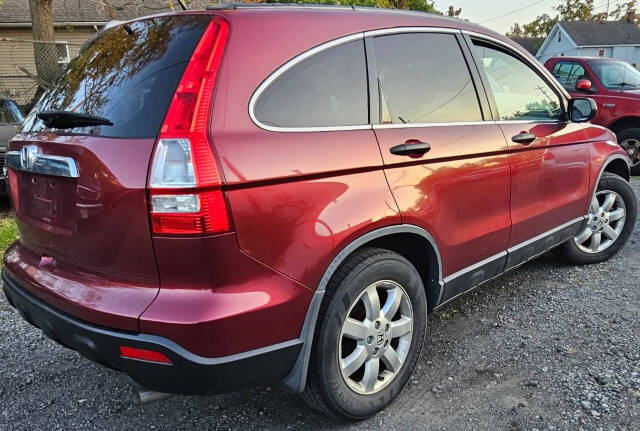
[0,100,24,124]
[588,60,640,90]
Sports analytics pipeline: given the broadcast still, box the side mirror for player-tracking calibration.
[576,79,592,92]
[569,98,597,123]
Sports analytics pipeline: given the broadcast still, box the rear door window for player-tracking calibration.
[473,42,562,121]
[371,33,483,124]
[253,40,368,129]
[22,15,211,138]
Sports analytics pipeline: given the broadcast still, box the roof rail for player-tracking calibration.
[206,3,357,11]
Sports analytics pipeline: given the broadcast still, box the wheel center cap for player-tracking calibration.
[376,331,385,346]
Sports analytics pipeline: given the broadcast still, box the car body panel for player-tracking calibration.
[140,233,314,357]
[1,8,632,397]
[374,124,511,276]
[499,122,593,246]
[5,133,160,331]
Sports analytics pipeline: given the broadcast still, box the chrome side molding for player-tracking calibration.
[6,149,79,178]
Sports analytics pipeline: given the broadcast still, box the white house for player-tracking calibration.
[536,19,640,66]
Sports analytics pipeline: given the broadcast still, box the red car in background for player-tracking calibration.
[546,56,640,174]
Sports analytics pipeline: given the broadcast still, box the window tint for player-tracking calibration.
[551,62,592,91]
[372,33,482,124]
[474,42,562,121]
[254,41,368,128]
[22,15,211,138]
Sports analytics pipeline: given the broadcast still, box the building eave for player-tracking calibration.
[577,44,640,48]
[0,21,106,28]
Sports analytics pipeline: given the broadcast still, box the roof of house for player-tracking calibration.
[558,20,640,46]
[509,37,544,55]
[0,0,210,25]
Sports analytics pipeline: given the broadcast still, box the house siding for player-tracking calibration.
[537,23,640,67]
[537,26,579,63]
[0,26,96,104]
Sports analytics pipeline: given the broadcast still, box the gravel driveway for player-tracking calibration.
[1,178,639,431]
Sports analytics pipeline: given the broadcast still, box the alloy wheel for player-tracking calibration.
[620,139,640,167]
[338,280,413,395]
[574,190,626,253]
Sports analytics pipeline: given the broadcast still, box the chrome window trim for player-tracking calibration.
[363,26,460,37]
[461,29,571,101]
[248,32,370,133]
[6,150,79,178]
[373,121,488,130]
[372,119,564,129]
[495,120,565,125]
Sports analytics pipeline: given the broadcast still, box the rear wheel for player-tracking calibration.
[617,128,640,175]
[302,248,426,419]
[555,172,637,264]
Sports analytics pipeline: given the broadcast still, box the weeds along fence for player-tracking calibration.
[0,37,82,107]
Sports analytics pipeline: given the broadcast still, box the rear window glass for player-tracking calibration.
[21,15,211,138]
[254,40,368,128]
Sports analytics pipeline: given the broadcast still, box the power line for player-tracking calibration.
[480,0,548,23]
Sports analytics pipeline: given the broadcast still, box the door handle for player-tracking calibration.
[511,132,536,145]
[389,141,431,157]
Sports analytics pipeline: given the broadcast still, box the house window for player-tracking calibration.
[56,42,70,64]
[557,32,562,43]
[598,49,605,57]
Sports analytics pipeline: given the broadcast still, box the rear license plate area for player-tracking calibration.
[17,172,76,231]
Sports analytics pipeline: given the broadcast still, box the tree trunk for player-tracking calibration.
[28,0,61,88]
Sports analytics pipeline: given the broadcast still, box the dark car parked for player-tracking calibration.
[546,56,640,175]
[2,5,637,419]
[0,97,24,194]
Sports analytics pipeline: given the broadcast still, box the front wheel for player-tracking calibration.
[555,172,637,264]
[617,128,640,176]
[302,248,426,419]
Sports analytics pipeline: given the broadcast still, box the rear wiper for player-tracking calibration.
[37,110,113,129]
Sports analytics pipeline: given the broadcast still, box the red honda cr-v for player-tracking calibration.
[2,5,637,419]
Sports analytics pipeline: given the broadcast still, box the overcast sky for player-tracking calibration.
[433,0,616,35]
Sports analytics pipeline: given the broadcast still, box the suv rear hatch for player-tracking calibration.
[4,14,214,331]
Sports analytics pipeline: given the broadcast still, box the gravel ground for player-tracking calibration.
[1,178,639,431]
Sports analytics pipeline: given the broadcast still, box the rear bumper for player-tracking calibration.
[2,270,302,395]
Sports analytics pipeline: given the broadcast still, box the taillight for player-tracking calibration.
[148,18,230,235]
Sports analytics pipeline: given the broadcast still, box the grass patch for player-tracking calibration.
[0,215,18,267]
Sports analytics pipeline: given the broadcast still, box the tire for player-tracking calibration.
[302,248,427,420]
[555,172,637,264]
[616,128,640,176]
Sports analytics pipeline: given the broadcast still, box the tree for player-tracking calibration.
[609,1,639,24]
[28,0,62,88]
[447,5,462,17]
[555,0,607,21]
[506,23,523,38]
[508,0,612,38]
